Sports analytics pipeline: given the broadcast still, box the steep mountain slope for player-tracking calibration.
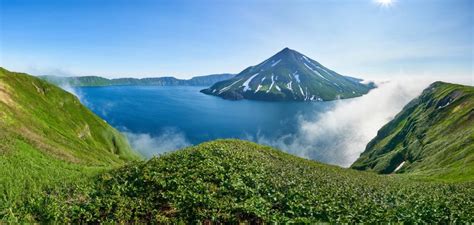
[0,67,139,219]
[39,73,234,87]
[201,48,374,101]
[352,82,474,181]
[38,140,473,223]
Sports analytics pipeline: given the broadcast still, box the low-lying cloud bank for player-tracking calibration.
[124,129,191,158]
[254,77,472,167]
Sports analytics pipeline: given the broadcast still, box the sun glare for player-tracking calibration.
[375,0,395,7]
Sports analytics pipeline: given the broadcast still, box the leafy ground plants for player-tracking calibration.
[31,140,474,223]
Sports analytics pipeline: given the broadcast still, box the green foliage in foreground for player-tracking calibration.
[25,140,474,223]
[0,135,106,222]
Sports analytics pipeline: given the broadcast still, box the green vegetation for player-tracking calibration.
[201,48,374,101]
[39,73,234,87]
[0,67,139,221]
[23,140,474,223]
[1,68,472,223]
[352,82,474,182]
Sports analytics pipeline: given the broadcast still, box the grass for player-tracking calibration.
[0,135,107,222]
[28,140,474,223]
[0,68,139,164]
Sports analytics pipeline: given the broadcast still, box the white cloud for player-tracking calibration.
[60,83,81,98]
[124,129,191,158]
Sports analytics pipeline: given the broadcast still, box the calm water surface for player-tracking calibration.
[79,86,336,154]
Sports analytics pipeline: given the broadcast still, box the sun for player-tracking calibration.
[375,0,395,7]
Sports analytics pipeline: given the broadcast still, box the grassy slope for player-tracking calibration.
[351,82,474,182]
[0,68,139,221]
[41,140,473,223]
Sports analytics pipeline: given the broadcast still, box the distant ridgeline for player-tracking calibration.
[39,73,234,87]
[201,48,375,101]
[352,82,474,181]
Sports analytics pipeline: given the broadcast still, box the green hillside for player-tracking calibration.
[352,82,474,181]
[0,67,139,221]
[34,140,473,223]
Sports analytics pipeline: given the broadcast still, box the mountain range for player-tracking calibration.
[39,73,234,87]
[201,48,374,101]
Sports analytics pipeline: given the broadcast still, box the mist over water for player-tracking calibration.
[76,77,471,166]
[254,79,432,167]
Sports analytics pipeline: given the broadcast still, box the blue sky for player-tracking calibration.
[1,0,472,79]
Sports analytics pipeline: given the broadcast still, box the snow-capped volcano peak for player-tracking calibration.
[201,48,374,101]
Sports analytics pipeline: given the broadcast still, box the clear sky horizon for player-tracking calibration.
[1,0,472,80]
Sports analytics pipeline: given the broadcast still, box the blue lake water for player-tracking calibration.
[79,86,336,156]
